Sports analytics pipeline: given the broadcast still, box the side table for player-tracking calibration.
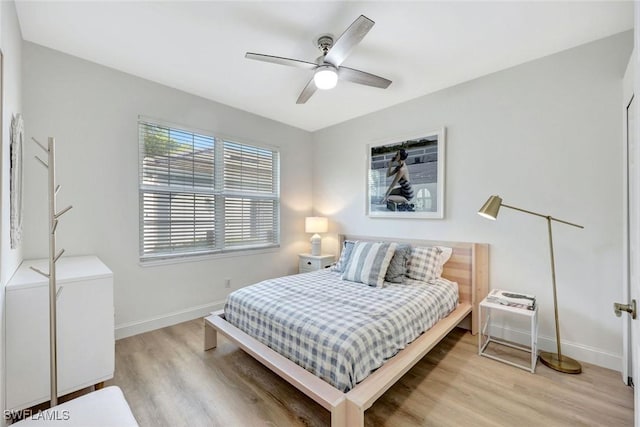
[478,297,538,373]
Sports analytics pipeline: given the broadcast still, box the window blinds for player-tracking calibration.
[139,120,280,260]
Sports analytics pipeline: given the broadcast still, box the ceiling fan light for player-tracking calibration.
[314,66,338,90]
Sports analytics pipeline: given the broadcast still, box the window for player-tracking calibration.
[138,119,280,261]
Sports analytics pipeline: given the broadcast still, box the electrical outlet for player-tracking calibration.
[224,278,231,288]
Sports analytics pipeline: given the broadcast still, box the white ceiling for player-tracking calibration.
[15,1,633,132]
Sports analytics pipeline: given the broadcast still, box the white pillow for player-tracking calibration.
[435,246,453,277]
[341,241,397,288]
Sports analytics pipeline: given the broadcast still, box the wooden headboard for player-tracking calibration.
[339,235,489,334]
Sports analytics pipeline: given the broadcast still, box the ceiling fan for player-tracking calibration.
[245,15,392,104]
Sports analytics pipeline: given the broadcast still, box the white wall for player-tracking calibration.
[0,1,22,423]
[312,32,633,370]
[22,42,313,338]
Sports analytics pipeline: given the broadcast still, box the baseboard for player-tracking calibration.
[488,325,622,372]
[115,299,226,340]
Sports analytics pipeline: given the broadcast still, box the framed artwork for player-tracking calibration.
[367,128,445,219]
[10,113,24,249]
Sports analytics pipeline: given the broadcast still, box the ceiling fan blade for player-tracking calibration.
[245,52,317,70]
[296,77,317,104]
[338,66,391,89]
[324,15,374,67]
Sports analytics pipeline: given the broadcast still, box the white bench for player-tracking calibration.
[12,386,138,426]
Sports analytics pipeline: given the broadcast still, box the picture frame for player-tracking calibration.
[366,127,445,219]
[10,113,24,249]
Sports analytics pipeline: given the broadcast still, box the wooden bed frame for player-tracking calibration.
[204,235,489,427]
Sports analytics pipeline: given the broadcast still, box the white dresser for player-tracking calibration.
[5,256,114,411]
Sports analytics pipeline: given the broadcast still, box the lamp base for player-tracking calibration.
[539,351,582,374]
[310,234,322,256]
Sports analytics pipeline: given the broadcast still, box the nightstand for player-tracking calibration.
[478,297,538,373]
[298,254,335,273]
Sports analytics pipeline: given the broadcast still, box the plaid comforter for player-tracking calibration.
[224,269,458,392]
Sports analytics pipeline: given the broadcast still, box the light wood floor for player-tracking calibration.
[107,319,633,427]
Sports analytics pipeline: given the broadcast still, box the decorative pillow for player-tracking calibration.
[332,240,356,273]
[406,246,443,282]
[342,241,397,287]
[384,244,411,283]
[435,246,453,277]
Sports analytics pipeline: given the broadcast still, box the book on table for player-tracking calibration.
[486,289,536,310]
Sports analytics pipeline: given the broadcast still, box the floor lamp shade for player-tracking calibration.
[305,217,328,256]
[477,195,584,374]
[477,195,503,220]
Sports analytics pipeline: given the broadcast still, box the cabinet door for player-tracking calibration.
[5,276,114,410]
[58,277,114,394]
[5,286,50,410]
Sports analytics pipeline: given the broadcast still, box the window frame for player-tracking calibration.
[138,116,281,263]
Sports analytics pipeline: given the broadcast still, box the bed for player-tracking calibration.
[204,235,489,427]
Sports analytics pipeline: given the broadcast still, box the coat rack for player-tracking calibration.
[30,136,73,407]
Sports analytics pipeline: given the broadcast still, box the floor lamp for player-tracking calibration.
[478,195,584,374]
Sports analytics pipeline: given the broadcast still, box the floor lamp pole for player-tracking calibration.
[538,216,582,374]
[547,217,562,360]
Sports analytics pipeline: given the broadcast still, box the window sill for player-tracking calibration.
[138,245,280,268]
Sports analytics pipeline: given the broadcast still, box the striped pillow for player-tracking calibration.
[406,246,443,282]
[332,240,356,273]
[341,241,397,287]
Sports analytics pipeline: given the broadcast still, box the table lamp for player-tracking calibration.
[478,195,584,374]
[305,217,328,256]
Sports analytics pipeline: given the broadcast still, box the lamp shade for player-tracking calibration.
[477,195,503,220]
[313,66,338,90]
[305,217,328,234]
